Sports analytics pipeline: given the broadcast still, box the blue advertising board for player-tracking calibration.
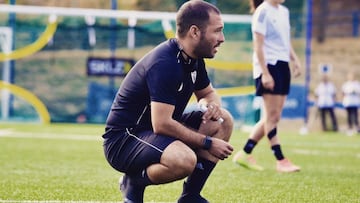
[86,57,135,77]
[282,84,307,119]
[219,84,307,125]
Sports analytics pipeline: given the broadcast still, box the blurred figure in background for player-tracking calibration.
[232,0,301,173]
[341,71,360,135]
[314,74,338,132]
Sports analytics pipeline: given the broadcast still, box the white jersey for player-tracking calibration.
[251,1,291,78]
[342,80,360,107]
[315,82,337,108]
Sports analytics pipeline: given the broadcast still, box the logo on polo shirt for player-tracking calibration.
[178,83,183,92]
[191,71,197,84]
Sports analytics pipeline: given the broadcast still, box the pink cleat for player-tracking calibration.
[276,158,300,173]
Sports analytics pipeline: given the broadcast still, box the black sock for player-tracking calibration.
[243,139,257,154]
[271,144,285,160]
[182,158,216,195]
[131,169,153,186]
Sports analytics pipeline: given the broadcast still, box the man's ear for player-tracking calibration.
[189,25,200,39]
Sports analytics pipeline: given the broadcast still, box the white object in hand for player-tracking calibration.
[199,104,224,123]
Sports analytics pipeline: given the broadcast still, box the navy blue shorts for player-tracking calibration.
[255,60,291,96]
[103,111,203,174]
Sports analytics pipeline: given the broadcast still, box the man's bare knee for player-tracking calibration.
[162,141,197,177]
[198,108,233,141]
[221,109,234,128]
[217,108,234,141]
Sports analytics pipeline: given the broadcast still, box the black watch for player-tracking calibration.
[202,136,212,150]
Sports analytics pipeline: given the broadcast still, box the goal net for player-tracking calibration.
[0,3,307,126]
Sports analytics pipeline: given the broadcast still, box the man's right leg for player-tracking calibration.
[120,141,196,203]
[107,130,196,203]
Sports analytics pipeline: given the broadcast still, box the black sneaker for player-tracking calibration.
[119,175,144,203]
[178,193,209,203]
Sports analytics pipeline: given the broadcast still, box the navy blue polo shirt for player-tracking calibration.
[106,38,210,131]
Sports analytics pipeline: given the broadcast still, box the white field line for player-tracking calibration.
[0,201,118,203]
[0,201,173,203]
[0,129,102,141]
[286,140,360,149]
[292,148,360,159]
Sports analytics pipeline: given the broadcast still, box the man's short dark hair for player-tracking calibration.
[176,0,221,38]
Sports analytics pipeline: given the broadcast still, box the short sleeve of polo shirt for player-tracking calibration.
[146,60,180,105]
[194,59,210,91]
[252,6,267,36]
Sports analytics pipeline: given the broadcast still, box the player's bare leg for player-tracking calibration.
[232,120,265,171]
[263,94,300,172]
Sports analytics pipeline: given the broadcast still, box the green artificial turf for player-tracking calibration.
[0,123,359,203]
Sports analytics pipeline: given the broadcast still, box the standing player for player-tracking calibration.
[315,74,338,132]
[102,1,234,203]
[232,0,301,173]
[341,71,360,135]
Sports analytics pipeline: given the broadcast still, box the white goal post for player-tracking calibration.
[0,4,251,25]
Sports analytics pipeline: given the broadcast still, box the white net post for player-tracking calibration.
[0,27,13,120]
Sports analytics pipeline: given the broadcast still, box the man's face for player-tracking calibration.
[193,12,225,59]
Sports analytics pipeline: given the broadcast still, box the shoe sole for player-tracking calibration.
[277,168,301,173]
[234,160,264,171]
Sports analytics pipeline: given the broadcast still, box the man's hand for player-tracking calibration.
[208,137,233,160]
[199,103,223,123]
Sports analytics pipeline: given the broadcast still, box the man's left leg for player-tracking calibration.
[178,109,233,203]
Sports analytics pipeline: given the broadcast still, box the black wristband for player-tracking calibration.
[202,136,212,150]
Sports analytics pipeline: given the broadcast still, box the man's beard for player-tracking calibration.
[193,36,215,59]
